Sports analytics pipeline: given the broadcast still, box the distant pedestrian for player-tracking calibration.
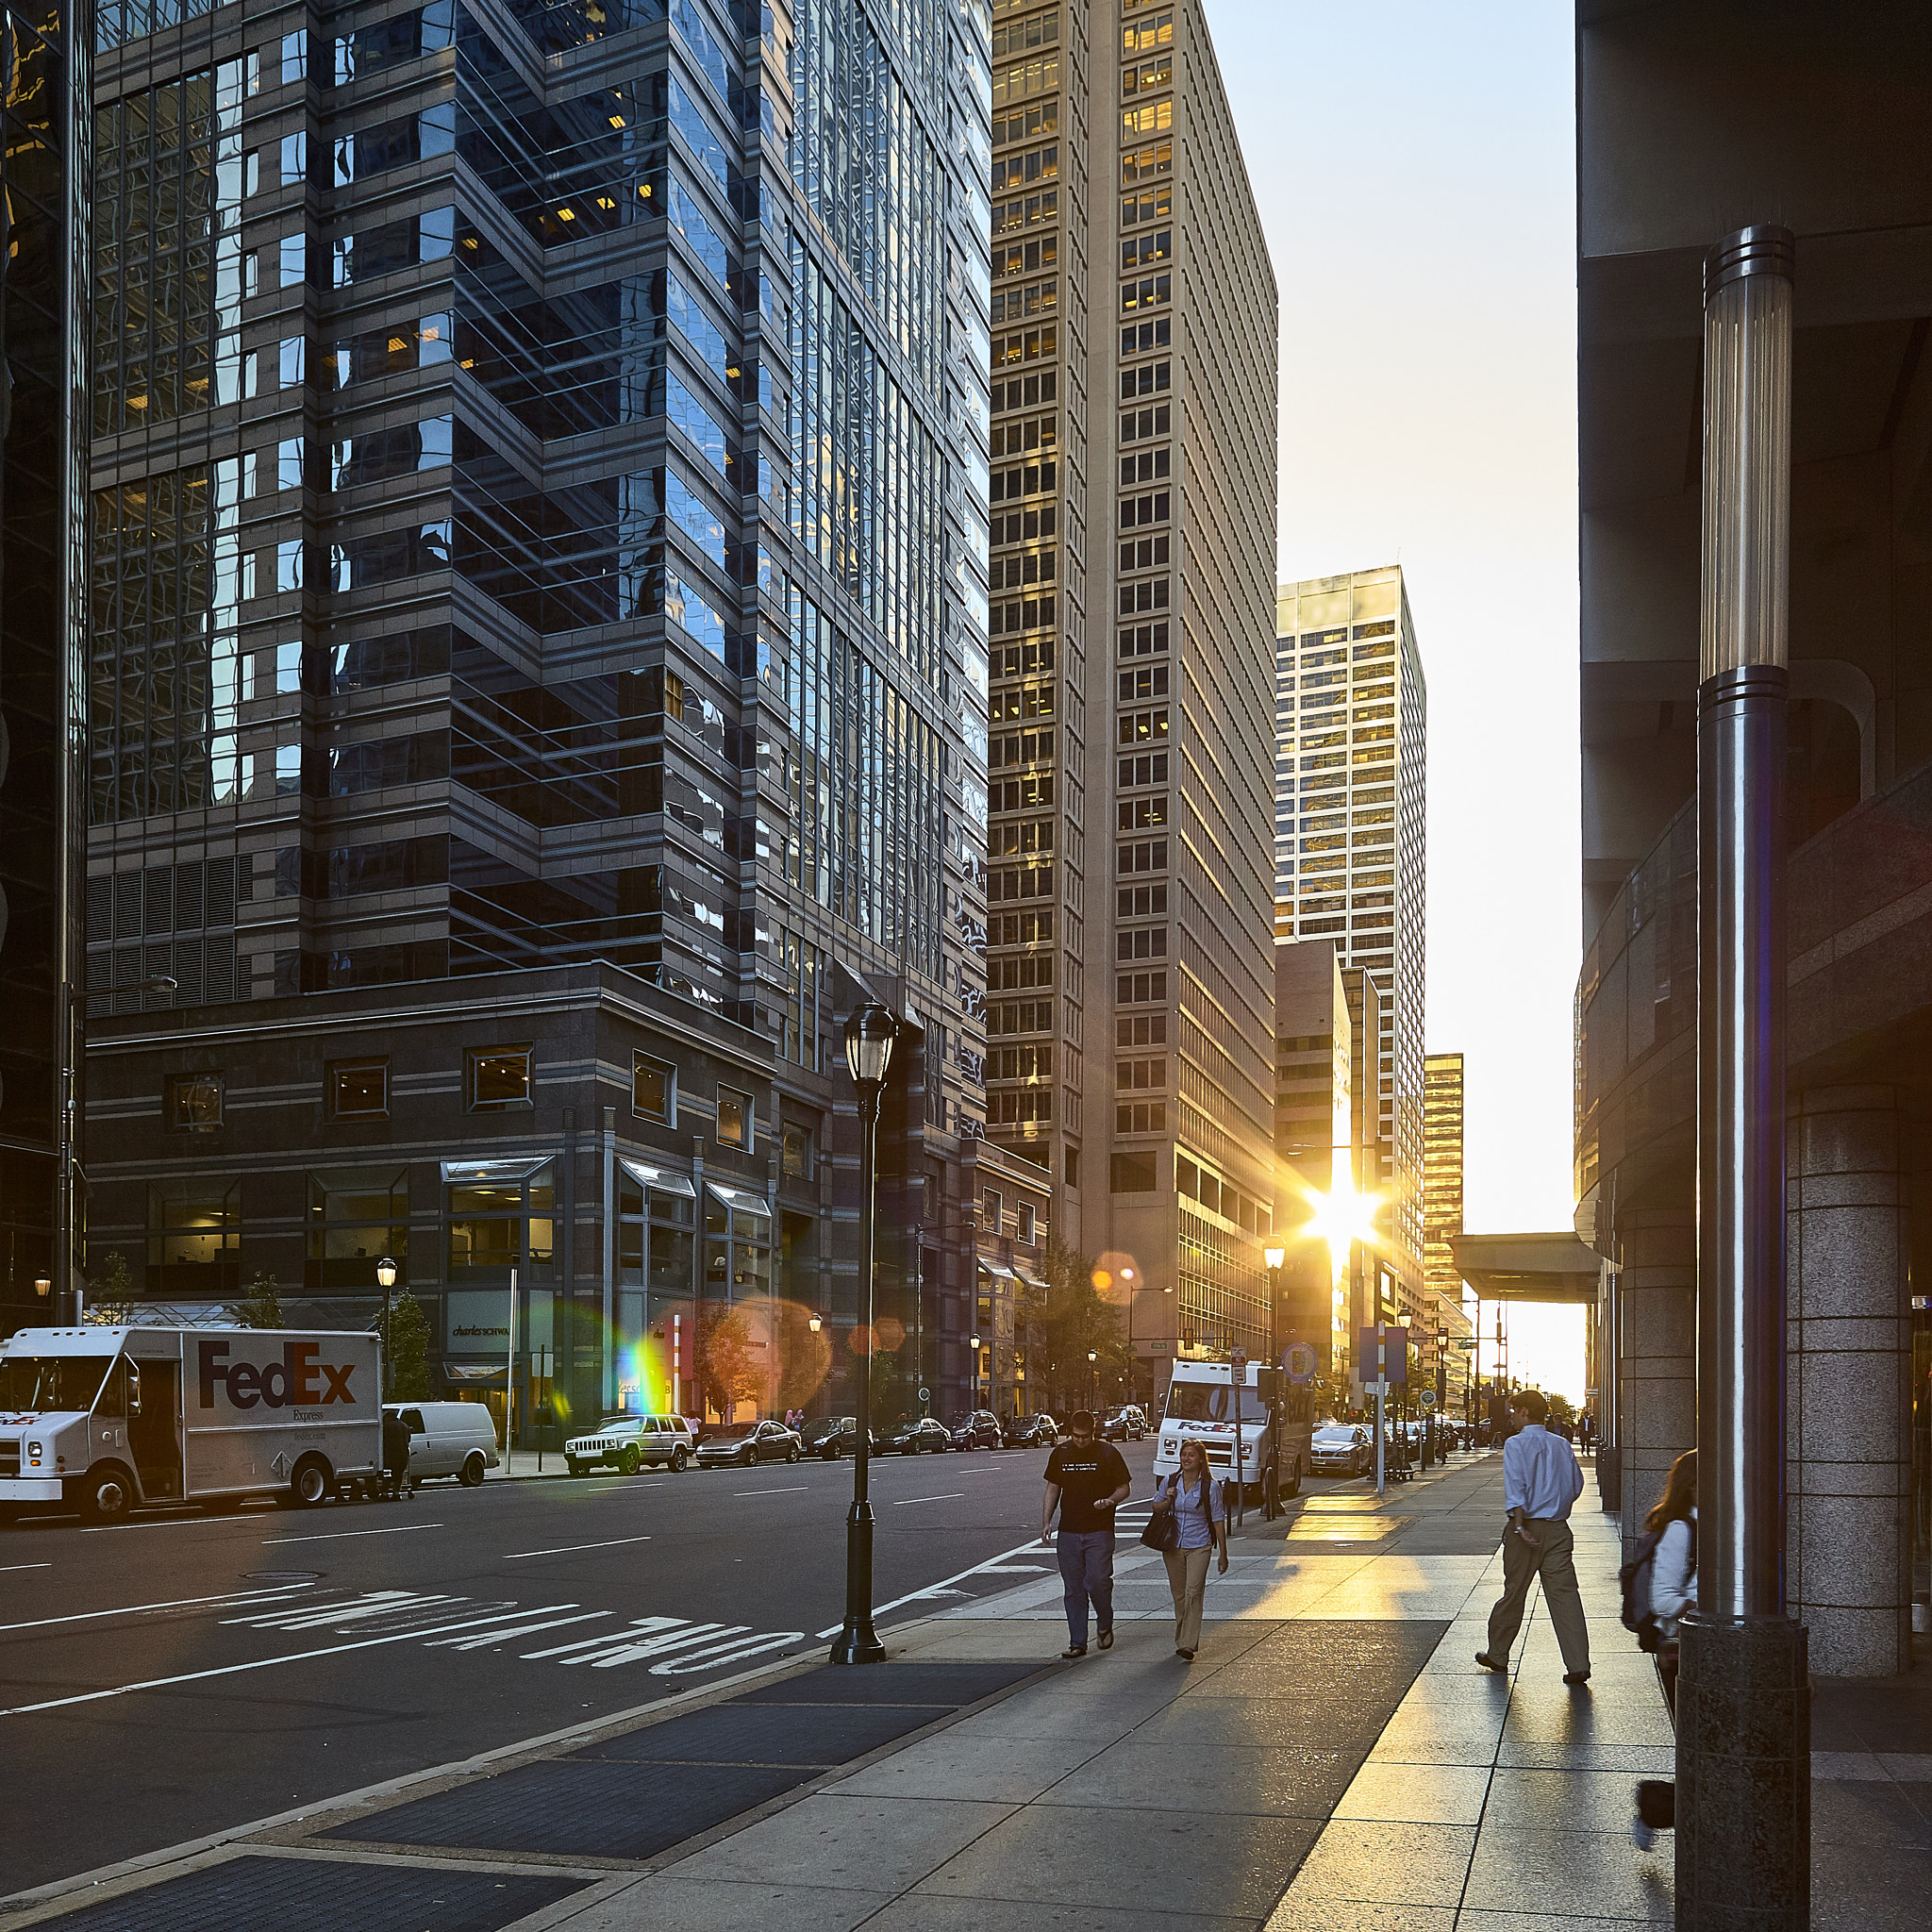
[381,1408,411,1500]
[1041,1409,1130,1658]
[1632,1448,1696,1849]
[1475,1389,1591,1683]
[1148,1436,1227,1661]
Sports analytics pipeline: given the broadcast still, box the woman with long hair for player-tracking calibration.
[1149,1436,1228,1660]
[1634,1447,1696,1850]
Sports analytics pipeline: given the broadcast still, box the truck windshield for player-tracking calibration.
[1166,1382,1231,1423]
[0,1355,111,1413]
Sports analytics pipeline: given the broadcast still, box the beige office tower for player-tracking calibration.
[1423,1052,1474,1407]
[984,0,1278,1399]
[1274,569,1426,1308]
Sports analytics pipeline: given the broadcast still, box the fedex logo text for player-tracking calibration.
[198,1341,357,1410]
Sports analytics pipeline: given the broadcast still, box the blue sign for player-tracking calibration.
[1356,1324,1410,1385]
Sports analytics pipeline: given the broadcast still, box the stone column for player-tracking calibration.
[1788,1086,1911,1676]
[1616,1206,1697,1556]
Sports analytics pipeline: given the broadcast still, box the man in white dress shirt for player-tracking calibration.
[1475,1388,1591,1683]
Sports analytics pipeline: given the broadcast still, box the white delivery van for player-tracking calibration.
[1154,1358,1310,1500]
[0,1324,382,1523]
[384,1401,501,1486]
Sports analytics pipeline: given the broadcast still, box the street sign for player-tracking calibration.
[1229,1349,1248,1371]
[917,1387,930,1404]
[1356,1325,1409,1385]
[1456,1339,1479,1351]
[1282,1342,1317,1384]
[1420,1389,1437,1409]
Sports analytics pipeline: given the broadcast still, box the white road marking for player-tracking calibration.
[0,1586,313,1636]
[259,1524,444,1546]
[80,1514,242,1534]
[502,1536,653,1559]
[734,1487,808,1497]
[892,1492,964,1506]
[0,1603,584,1716]
[813,1531,1053,1637]
[426,1610,609,1650]
[0,1563,53,1573]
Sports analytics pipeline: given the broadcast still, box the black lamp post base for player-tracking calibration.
[1675,1612,1809,1929]
[828,1499,886,1665]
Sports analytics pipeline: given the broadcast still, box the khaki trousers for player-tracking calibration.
[1486,1515,1591,1674]
[1162,1544,1212,1653]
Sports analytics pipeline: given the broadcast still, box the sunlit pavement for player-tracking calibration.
[8,1450,1924,1929]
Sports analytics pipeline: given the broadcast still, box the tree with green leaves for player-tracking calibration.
[227,1271,285,1329]
[1018,1237,1130,1415]
[693,1301,763,1420]
[375,1289,434,1401]
[88,1251,136,1325]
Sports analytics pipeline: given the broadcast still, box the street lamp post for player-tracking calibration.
[375,1256,398,1399]
[830,1001,898,1667]
[1087,1347,1098,1414]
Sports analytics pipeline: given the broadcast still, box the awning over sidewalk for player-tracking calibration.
[1449,1231,1601,1303]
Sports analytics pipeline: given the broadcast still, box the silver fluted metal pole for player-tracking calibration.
[1678,222,1807,1932]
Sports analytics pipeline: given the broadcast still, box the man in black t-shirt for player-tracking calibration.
[1041,1410,1132,1657]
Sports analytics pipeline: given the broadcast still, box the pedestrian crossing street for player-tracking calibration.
[221,1590,807,1677]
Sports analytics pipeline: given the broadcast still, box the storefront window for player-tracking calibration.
[618,1158,696,1300]
[705,1180,771,1299]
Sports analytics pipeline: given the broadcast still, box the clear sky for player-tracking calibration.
[1206,2,1588,1397]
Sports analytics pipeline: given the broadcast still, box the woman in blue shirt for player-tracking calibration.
[1149,1436,1228,1660]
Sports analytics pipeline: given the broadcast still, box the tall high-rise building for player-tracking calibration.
[1274,939,1349,1379]
[1274,568,1425,1310]
[1422,1049,1472,1409]
[80,0,992,1427]
[984,0,1278,1394]
[0,0,89,1324]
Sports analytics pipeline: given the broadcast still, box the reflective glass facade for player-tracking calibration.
[82,0,992,1407]
[0,0,89,1318]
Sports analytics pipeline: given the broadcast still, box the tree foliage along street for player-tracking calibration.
[226,1272,285,1329]
[375,1288,435,1401]
[1019,1237,1132,1414]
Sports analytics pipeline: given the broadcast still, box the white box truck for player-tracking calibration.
[0,1324,382,1524]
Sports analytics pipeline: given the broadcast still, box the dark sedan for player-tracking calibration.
[800,1415,877,1459]
[948,1410,1004,1451]
[879,1417,952,1455]
[1003,1413,1058,1448]
[694,1420,804,1468]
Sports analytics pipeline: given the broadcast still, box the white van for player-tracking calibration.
[385,1402,501,1487]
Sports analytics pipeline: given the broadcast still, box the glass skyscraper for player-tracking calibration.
[0,0,90,1322]
[81,0,993,1424]
[1274,567,1426,1306]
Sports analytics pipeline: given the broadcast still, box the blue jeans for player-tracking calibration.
[1057,1529,1115,1644]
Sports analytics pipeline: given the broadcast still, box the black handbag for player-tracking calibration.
[1140,1474,1180,1551]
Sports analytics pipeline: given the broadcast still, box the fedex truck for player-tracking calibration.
[0,1324,382,1524]
[1153,1358,1313,1500]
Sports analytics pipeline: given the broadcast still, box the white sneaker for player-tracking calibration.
[1631,1817,1656,1851]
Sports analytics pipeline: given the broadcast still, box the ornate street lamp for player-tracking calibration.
[375,1256,398,1398]
[830,1000,898,1667]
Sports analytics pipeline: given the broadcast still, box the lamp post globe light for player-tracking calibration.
[830,1000,898,1666]
[375,1256,398,1398]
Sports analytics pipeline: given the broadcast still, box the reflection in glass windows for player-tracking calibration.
[307,1167,408,1288]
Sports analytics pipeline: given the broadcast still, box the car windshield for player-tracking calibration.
[1314,1426,1358,1443]
[0,1355,112,1413]
[1165,1382,1232,1423]
[708,1424,757,1441]
[802,1417,847,1438]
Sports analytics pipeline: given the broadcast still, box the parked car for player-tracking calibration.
[563,1412,693,1476]
[694,1419,804,1468]
[1100,1406,1146,1442]
[383,1402,504,1488]
[1003,1413,1058,1448]
[1310,1423,1372,1477]
[801,1415,866,1459]
[948,1410,1004,1451]
[879,1416,952,1455]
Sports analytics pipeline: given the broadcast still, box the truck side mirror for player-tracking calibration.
[125,1360,142,1419]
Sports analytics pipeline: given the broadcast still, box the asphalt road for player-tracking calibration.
[0,1435,1158,1895]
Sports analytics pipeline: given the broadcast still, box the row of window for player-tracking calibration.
[991,502,1057,547]
[992,369,1058,414]
[1119,882,1169,917]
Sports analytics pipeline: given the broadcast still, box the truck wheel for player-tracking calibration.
[460,1451,488,1488]
[618,1447,641,1476]
[672,1446,689,1472]
[291,1457,332,1507]
[81,1464,136,1524]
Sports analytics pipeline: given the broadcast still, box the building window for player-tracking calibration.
[1065,1146,1079,1189]
[634,1055,674,1123]
[781,1123,811,1178]
[618,1162,697,1300]
[328,1058,389,1117]
[1019,1202,1036,1243]
[446,1160,554,1274]
[984,1188,1004,1234]
[147,1176,242,1290]
[705,1181,772,1306]
[716,1087,751,1149]
[468,1046,532,1111]
[163,1073,223,1132]
[307,1166,408,1290]
[1110,1152,1158,1192]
